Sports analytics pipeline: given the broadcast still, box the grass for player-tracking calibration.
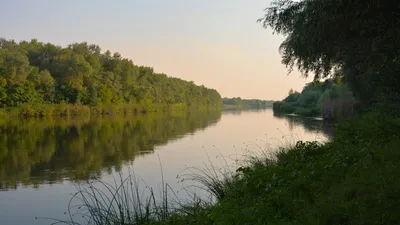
[55,110,400,225]
[0,103,219,118]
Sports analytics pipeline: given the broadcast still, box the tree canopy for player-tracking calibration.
[0,39,222,109]
[259,0,400,108]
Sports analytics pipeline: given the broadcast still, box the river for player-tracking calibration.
[0,109,333,225]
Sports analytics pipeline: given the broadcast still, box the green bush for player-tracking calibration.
[0,108,6,118]
[273,101,296,114]
[294,107,320,117]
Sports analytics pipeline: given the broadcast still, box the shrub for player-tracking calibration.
[0,108,6,118]
[294,107,320,117]
[322,97,359,121]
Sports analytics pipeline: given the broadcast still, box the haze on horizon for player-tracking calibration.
[1,0,311,100]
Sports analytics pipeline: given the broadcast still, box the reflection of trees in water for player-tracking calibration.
[273,112,335,138]
[0,111,221,190]
[222,108,269,116]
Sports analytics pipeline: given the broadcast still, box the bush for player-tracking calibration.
[0,108,6,118]
[322,98,359,121]
[294,107,320,117]
[273,101,296,114]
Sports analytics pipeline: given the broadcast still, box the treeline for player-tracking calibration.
[0,38,222,116]
[223,97,273,109]
[0,110,221,190]
[273,78,358,119]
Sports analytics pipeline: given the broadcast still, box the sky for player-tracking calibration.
[0,0,311,100]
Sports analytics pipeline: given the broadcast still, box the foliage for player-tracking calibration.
[0,38,222,113]
[258,0,400,109]
[273,79,357,119]
[222,97,273,109]
[0,102,218,118]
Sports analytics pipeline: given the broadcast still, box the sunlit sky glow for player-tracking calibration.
[1,0,311,100]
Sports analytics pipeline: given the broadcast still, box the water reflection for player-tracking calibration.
[272,112,335,139]
[0,111,221,190]
[222,108,270,116]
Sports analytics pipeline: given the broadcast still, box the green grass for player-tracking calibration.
[0,103,219,118]
[58,111,400,225]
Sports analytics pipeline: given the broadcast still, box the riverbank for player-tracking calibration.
[0,103,218,118]
[223,104,273,110]
[273,100,321,117]
[0,103,273,118]
[65,110,400,225]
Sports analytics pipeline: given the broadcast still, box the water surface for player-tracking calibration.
[0,109,332,225]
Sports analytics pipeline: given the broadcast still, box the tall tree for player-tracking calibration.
[259,0,400,108]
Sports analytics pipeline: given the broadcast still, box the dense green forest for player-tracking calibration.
[0,38,222,117]
[0,110,221,190]
[223,97,273,109]
[273,78,357,119]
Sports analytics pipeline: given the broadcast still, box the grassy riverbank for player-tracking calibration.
[0,102,274,118]
[0,103,216,118]
[63,110,400,225]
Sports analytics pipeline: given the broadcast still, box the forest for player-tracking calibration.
[0,39,222,116]
[223,97,273,109]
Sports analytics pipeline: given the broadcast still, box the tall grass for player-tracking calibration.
[177,134,319,204]
[46,169,177,225]
[0,103,202,118]
[177,148,237,202]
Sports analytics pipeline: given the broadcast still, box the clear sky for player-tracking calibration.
[1,0,311,100]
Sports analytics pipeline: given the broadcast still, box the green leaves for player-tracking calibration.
[260,0,400,107]
[0,38,222,109]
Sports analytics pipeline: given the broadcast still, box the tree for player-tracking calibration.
[0,77,7,105]
[259,0,400,107]
[0,38,223,109]
[0,48,31,85]
[37,70,55,102]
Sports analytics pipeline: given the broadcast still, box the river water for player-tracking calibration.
[0,109,333,225]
